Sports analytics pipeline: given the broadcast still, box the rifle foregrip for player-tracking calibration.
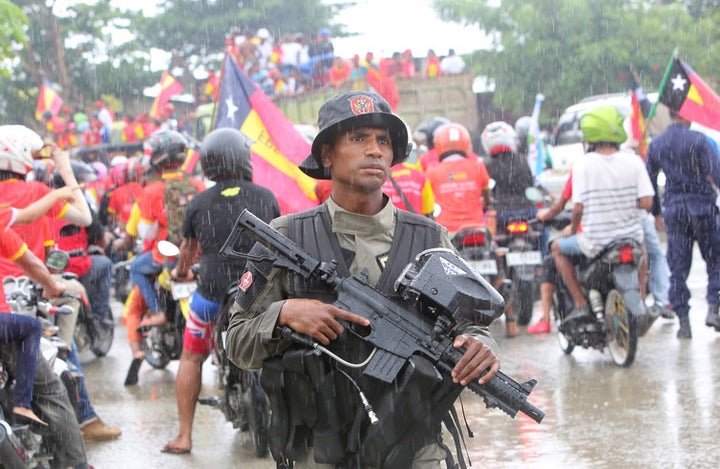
[470,371,545,423]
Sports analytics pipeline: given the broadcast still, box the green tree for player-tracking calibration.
[0,0,28,78]
[432,0,720,121]
[2,0,348,127]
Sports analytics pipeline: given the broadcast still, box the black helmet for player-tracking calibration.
[200,128,254,182]
[414,117,450,150]
[51,160,97,188]
[144,130,188,169]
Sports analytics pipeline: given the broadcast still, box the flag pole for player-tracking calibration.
[209,54,229,131]
[647,48,679,121]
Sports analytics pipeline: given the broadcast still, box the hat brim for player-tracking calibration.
[301,113,408,180]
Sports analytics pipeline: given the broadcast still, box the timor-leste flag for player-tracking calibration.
[660,59,720,131]
[149,71,184,119]
[35,78,64,121]
[214,54,318,214]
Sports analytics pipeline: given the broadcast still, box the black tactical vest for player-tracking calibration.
[262,205,463,468]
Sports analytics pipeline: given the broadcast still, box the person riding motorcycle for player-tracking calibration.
[426,122,518,337]
[161,128,280,454]
[426,122,492,233]
[552,106,654,329]
[414,116,449,171]
[125,130,204,382]
[128,130,205,329]
[48,161,115,350]
[482,120,548,253]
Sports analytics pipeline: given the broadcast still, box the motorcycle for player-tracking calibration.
[199,286,270,458]
[451,224,514,316]
[492,188,547,326]
[139,240,194,369]
[0,275,77,468]
[541,213,655,367]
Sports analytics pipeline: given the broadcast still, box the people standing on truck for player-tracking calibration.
[440,48,466,75]
[225,90,500,467]
[424,49,442,78]
[162,128,279,454]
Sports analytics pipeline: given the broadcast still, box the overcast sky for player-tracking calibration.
[329,0,490,59]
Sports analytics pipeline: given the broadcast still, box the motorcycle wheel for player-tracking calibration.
[73,320,90,354]
[142,329,171,369]
[553,295,574,354]
[604,289,637,367]
[90,315,114,357]
[557,331,575,354]
[512,276,535,326]
[247,370,270,458]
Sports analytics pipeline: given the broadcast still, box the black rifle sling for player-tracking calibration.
[388,173,417,213]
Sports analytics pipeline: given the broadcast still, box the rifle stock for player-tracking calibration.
[222,209,545,423]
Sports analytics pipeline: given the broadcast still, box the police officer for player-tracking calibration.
[161,128,280,454]
[647,110,720,339]
[225,90,500,468]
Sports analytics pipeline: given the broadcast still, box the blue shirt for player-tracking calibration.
[647,122,720,218]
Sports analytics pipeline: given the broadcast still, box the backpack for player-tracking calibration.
[163,175,198,246]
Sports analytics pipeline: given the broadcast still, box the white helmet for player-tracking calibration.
[481,121,518,156]
[0,125,44,175]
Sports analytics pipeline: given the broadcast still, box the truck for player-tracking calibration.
[191,74,481,141]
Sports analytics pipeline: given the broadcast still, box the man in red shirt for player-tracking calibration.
[426,122,492,234]
[382,161,435,217]
[128,130,204,330]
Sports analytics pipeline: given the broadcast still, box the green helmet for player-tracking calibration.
[580,106,627,144]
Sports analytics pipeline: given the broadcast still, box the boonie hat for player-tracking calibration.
[299,90,409,180]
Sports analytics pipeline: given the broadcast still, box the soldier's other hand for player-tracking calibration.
[278,298,369,346]
[451,334,500,386]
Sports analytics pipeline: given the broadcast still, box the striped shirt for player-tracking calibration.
[572,151,654,257]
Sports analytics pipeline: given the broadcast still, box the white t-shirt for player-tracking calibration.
[440,55,466,75]
[572,150,654,257]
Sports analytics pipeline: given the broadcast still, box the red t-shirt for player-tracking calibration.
[138,172,204,262]
[0,180,67,277]
[50,218,92,277]
[0,209,28,311]
[427,157,490,233]
[108,182,144,224]
[382,163,434,215]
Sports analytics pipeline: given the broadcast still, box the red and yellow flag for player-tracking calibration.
[214,54,318,214]
[659,58,720,131]
[35,78,64,121]
[149,71,184,119]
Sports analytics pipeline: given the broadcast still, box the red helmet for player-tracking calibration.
[434,122,472,159]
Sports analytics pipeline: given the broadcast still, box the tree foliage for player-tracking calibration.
[0,0,28,78]
[432,0,720,121]
[1,0,346,127]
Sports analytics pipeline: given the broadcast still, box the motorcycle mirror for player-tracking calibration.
[157,240,180,258]
[488,178,496,191]
[525,186,543,202]
[46,250,70,271]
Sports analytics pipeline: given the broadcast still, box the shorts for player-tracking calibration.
[555,234,584,256]
[183,292,221,355]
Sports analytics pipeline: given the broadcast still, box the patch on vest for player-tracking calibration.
[239,270,253,292]
[376,252,390,271]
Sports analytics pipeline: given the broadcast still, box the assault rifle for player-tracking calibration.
[221,209,545,423]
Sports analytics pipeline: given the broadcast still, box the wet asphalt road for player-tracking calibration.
[80,244,720,468]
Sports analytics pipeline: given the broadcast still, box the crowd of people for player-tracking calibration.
[2,63,719,465]
[224,27,467,99]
